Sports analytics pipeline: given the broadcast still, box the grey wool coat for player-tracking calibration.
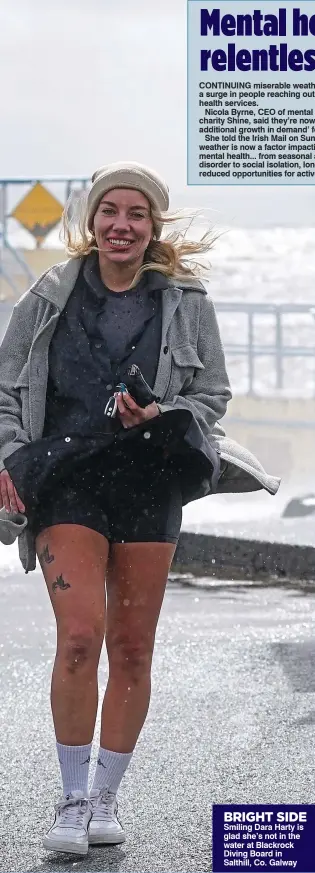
[0,257,280,573]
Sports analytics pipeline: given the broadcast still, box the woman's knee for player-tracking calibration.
[106,630,154,680]
[57,622,104,671]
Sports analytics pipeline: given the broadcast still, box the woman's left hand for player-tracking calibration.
[115,391,161,429]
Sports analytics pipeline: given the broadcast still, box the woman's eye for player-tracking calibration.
[101,209,146,219]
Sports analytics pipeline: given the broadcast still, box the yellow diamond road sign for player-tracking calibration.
[11,182,64,244]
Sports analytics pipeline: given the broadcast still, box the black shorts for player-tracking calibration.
[28,441,183,545]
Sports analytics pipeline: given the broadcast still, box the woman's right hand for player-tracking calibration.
[0,470,25,514]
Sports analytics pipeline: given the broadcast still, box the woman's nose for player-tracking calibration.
[111,214,130,231]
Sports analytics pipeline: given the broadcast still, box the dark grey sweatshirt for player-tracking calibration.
[43,252,164,436]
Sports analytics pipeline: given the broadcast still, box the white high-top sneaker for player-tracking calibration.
[43,789,92,855]
[88,788,126,844]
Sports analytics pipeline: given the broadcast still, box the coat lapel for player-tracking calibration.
[28,259,83,439]
[31,257,83,311]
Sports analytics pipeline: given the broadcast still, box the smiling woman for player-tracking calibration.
[0,160,280,858]
[92,189,154,291]
[61,160,220,287]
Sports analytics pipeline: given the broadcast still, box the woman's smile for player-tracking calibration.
[106,237,135,251]
[93,189,153,271]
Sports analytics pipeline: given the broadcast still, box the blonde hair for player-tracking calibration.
[60,189,221,288]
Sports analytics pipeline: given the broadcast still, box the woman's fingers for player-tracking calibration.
[0,471,25,514]
[115,392,160,428]
[116,391,141,428]
[14,487,25,514]
[0,472,11,512]
[5,475,20,514]
[120,392,138,412]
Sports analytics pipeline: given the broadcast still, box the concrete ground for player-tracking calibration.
[1,569,315,873]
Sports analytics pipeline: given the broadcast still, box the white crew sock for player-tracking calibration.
[91,747,133,794]
[56,741,92,797]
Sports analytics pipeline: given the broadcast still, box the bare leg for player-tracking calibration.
[36,524,109,745]
[101,542,176,752]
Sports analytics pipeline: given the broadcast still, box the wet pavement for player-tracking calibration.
[1,570,315,872]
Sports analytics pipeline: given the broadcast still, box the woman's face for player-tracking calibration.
[93,188,153,265]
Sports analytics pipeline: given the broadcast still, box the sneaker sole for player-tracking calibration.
[89,831,126,845]
[43,835,89,855]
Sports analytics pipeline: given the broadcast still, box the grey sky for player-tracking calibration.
[0,0,314,227]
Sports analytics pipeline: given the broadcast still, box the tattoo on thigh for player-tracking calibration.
[52,574,71,593]
[39,544,55,565]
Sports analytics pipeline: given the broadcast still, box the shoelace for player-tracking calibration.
[91,790,117,821]
[55,795,89,825]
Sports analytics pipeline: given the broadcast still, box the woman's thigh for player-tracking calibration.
[105,542,176,665]
[36,524,109,640]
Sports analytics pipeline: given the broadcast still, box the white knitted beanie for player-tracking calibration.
[87,161,169,239]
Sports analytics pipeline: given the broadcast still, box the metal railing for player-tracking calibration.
[214,302,315,397]
[1,299,314,397]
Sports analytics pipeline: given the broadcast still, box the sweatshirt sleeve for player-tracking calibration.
[157,294,232,436]
[0,298,34,472]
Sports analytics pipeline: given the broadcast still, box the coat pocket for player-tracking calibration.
[166,344,205,399]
